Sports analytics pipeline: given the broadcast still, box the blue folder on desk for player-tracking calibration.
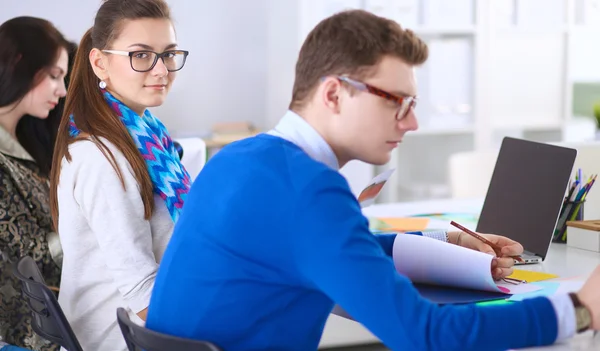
[414,283,510,305]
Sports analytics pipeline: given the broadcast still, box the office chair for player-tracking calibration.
[173,140,184,159]
[116,308,223,351]
[12,256,83,351]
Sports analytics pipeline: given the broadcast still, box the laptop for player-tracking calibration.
[475,137,577,265]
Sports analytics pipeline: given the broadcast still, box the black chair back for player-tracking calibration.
[173,140,184,159]
[12,256,83,351]
[116,308,222,351]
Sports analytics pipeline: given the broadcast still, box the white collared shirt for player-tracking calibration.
[268,110,339,170]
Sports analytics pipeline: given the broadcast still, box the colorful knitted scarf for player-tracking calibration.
[69,90,191,222]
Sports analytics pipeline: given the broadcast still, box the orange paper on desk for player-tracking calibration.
[377,217,430,231]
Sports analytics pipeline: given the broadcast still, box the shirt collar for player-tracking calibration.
[268,110,339,170]
[0,125,33,161]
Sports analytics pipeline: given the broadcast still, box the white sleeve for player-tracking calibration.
[422,230,449,242]
[548,294,576,341]
[72,141,157,313]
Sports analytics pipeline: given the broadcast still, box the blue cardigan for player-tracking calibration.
[147,134,558,351]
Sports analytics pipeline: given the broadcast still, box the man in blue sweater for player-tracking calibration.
[147,9,600,351]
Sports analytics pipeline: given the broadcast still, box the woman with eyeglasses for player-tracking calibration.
[0,16,75,351]
[49,0,190,349]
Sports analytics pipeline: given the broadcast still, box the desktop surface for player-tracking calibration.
[319,198,600,350]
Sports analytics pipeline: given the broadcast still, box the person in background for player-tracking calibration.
[0,16,73,351]
[49,0,190,349]
[147,9,600,351]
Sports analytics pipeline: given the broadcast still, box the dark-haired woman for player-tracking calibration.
[0,16,73,350]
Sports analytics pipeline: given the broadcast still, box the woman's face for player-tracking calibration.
[20,48,69,118]
[95,18,181,115]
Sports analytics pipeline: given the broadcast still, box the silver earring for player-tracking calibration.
[99,80,107,89]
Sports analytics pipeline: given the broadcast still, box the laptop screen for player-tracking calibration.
[476,137,577,260]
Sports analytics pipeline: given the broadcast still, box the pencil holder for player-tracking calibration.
[552,199,585,243]
[569,199,585,221]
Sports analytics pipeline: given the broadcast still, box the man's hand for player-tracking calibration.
[448,231,524,280]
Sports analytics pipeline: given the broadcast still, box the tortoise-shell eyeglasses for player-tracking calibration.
[336,76,417,121]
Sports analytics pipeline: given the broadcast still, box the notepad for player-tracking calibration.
[506,269,558,283]
[358,169,395,208]
[370,217,430,231]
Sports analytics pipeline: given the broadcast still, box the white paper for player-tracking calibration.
[554,280,585,294]
[392,234,542,295]
[358,168,396,208]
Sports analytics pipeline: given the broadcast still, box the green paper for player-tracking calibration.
[476,299,512,306]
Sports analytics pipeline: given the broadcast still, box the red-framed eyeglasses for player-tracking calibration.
[336,76,417,121]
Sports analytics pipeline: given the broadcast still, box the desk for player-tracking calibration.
[318,198,600,350]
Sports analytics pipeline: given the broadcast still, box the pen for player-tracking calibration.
[502,277,526,285]
[450,221,524,263]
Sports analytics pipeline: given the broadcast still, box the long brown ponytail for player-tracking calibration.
[49,0,171,230]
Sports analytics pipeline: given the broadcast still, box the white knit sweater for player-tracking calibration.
[56,138,173,351]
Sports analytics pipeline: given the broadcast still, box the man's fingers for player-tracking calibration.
[495,257,516,269]
[501,243,524,256]
[480,244,496,257]
[493,267,514,280]
[501,267,514,277]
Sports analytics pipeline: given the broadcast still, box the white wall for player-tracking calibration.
[0,0,270,137]
[159,0,269,136]
[0,0,96,43]
[265,0,300,128]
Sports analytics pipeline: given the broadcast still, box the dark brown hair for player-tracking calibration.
[289,9,429,111]
[16,40,77,178]
[0,16,70,177]
[50,0,171,229]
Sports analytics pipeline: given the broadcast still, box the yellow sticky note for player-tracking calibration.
[507,269,558,283]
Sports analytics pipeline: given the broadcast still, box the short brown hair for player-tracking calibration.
[289,9,428,111]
